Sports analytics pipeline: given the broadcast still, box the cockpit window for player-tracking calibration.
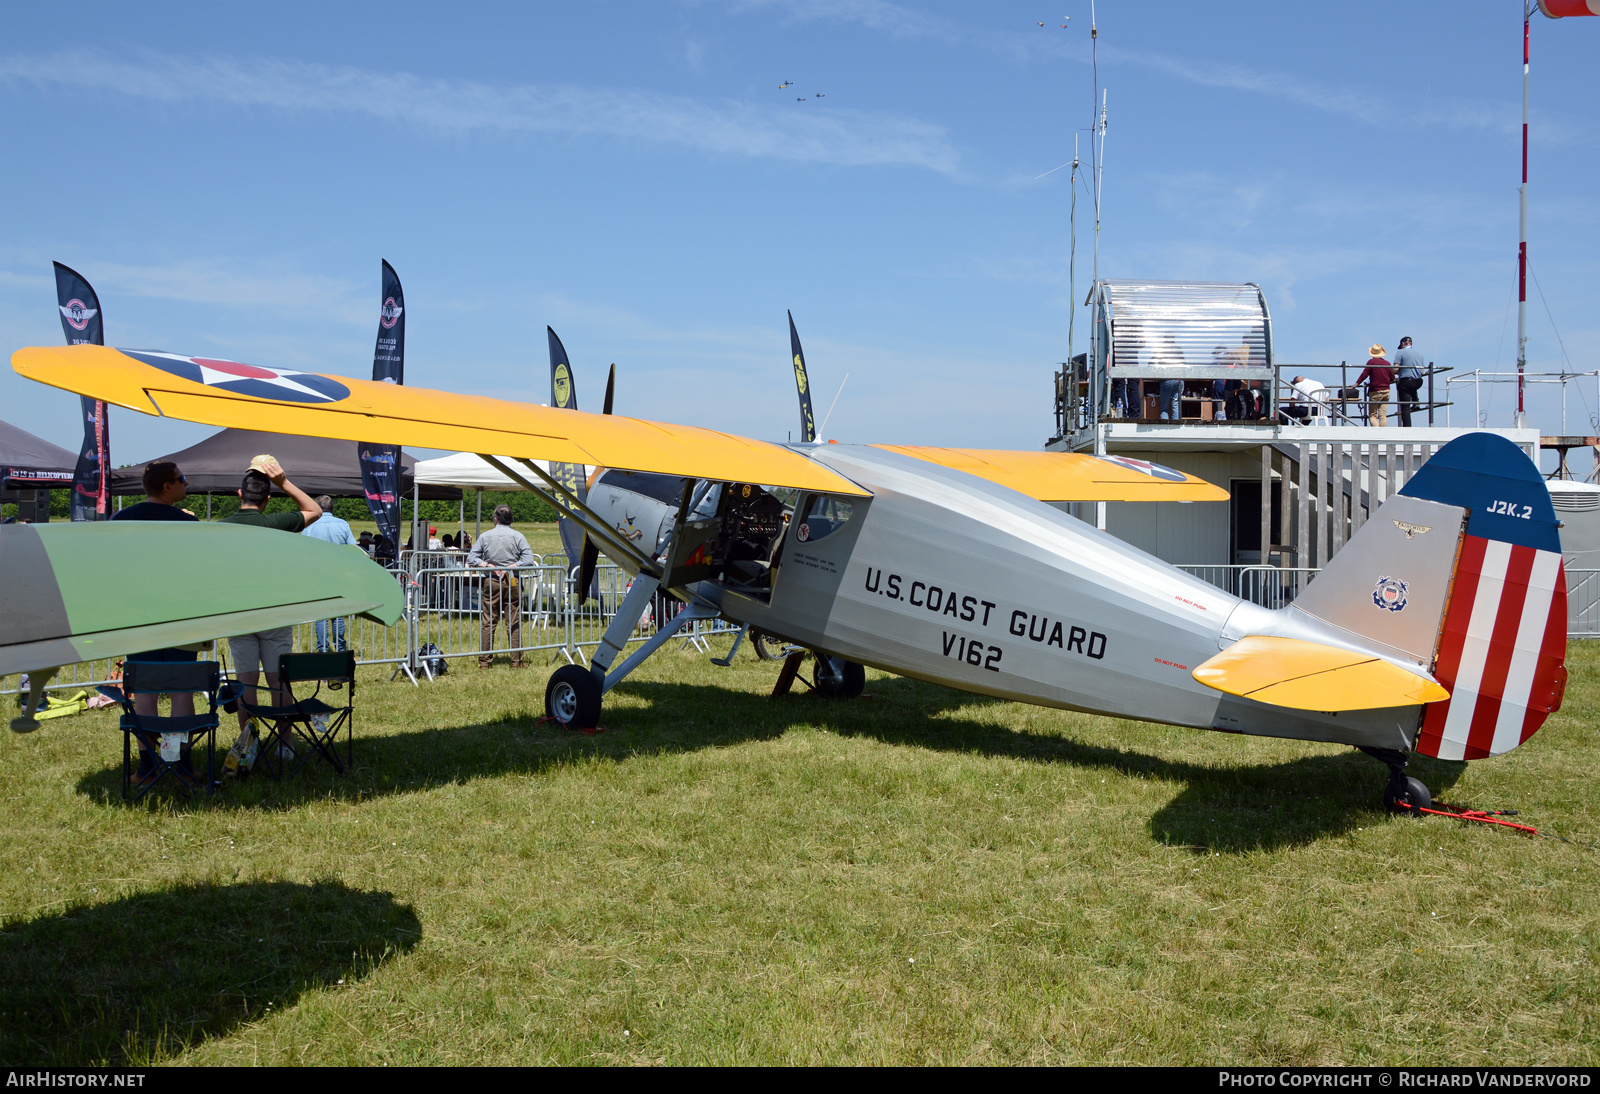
[795,495,855,544]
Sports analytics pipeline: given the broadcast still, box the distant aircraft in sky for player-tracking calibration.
[778,81,793,89]
[796,96,806,102]
[815,93,825,98]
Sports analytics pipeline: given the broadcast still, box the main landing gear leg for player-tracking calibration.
[543,573,718,729]
[1359,746,1433,816]
[711,623,749,667]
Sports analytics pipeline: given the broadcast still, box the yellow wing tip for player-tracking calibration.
[1193,635,1449,712]
[873,445,1228,503]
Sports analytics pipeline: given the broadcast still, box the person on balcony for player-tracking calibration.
[1393,337,1425,427]
[1356,346,1395,427]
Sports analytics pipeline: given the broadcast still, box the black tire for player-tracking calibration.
[1383,776,1433,816]
[750,630,782,662]
[545,665,602,729]
[814,656,866,699]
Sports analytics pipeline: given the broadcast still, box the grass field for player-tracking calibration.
[2,638,1596,1065]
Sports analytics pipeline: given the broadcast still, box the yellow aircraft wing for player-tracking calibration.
[12,345,869,497]
[871,446,1227,503]
[1192,635,1449,711]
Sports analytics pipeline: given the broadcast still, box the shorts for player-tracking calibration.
[228,627,294,676]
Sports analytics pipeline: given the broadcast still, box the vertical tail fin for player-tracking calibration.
[1293,434,1566,759]
[1400,435,1567,760]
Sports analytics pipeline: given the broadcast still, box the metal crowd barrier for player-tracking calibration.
[1568,569,1600,639]
[4,553,732,697]
[11,559,1593,697]
[1176,564,1319,607]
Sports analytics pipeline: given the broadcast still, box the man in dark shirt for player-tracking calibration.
[111,461,201,782]
[1356,345,1395,427]
[113,460,198,523]
[221,457,321,768]
[1393,336,1426,427]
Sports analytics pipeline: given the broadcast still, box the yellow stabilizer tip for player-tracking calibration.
[871,446,1229,503]
[13,345,868,498]
[1192,635,1449,712]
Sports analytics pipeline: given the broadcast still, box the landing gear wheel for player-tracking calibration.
[545,665,601,729]
[750,630,782,662]
[814,656,866,699]
[1384,776,1432,816]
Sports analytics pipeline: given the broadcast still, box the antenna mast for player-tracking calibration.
[1090,1,1110,531]
[1068,133,1079,366]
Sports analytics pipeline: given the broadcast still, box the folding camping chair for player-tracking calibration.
[239,651,357,779]
[118,660,221,802]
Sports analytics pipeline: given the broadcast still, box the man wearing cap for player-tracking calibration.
[467,504,534,668]
[1356,345,1395,427]
[111,460,200,785]
[221,457,321,769]
[1393,336,1425,427]
[302,495,356,654]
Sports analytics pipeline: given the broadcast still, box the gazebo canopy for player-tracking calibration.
[109,428,461,500]
[0,419,77,490]
[411,452,558,491]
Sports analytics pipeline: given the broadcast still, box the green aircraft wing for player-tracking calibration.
[1,521,404,678]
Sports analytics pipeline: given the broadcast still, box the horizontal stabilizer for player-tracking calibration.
[870,447,1227,503]
[1193,636,1449,712]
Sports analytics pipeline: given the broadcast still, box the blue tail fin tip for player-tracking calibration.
[1399,432,1558,553]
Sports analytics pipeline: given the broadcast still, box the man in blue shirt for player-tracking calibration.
[302,495,356,652]
[1393,336,1426,427]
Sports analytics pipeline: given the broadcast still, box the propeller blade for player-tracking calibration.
[603,363,615,416]
[577,536,601,602]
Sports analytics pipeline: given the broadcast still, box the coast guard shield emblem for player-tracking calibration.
[1373,576,1408,613]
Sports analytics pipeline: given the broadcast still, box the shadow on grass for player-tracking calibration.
[72,673,1465,852]
[821,677,1469,853]
[0,879,419,1066]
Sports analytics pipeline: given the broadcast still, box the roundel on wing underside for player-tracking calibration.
[1094,454,1188,483]
[119,349,351,403]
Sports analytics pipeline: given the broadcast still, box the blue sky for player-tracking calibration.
[2,1,1595,469]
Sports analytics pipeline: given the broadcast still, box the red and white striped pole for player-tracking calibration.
[1516,5,1529,429]
[1523,0,1598,429]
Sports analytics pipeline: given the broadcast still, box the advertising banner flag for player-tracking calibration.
[360,260,406,551]
[53,262,109,521]
[547,327,588,577]
[788,311,817,443]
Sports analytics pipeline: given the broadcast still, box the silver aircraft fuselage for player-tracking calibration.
[697,444,1420,752]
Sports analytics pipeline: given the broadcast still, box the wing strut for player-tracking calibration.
[477,454,661,577]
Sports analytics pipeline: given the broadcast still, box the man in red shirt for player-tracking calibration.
[1356,344,1395,427]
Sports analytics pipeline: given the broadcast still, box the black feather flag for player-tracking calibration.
[359,260,405,552]
[52,262,109,521]
[788,311,816,443]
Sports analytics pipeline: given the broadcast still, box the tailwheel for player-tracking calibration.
[814,656,866,699]
[546,665,602,730]
[1360,746,1432,817]
[1384,776,1433,817]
